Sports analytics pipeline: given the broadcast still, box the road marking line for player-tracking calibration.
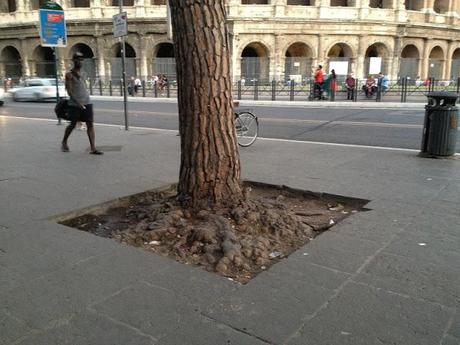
[4,115,458,156]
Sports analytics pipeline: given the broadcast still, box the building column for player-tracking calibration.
[96,36,106,78]
[138,33,148,78]
[391,36,401,79]
[273,0,285,17]
[421,38,431,79]
[422,0,435,12]
[274,34,284,80]
[445,40,455,79]
[395,0,407,21]
[358,0,370,20]
[227,0,240,17]
[15,0,26,12]
[318,0,330,18]
[355,35,367,79]
[20,39,31,76]
[231,34,241,81]
[135,0,146,17]
[92,0,103,17]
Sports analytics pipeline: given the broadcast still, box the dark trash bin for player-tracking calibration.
[420,91,458,157]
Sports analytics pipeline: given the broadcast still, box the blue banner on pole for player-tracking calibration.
[39,9,67,47]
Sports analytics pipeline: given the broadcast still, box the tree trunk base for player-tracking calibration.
[61,182,368,284]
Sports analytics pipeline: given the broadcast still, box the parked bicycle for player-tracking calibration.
[234,102,258,147]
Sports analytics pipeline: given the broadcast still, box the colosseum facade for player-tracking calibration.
[1,0,460,83]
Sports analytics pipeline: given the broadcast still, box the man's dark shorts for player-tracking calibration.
[68,104,94,123]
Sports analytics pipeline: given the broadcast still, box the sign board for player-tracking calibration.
[369,57,382,74]
[39,2,67,47]
[113,12,128,38]
[329,61,349,75]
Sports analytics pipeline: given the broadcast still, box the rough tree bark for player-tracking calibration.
[169,0,243,209]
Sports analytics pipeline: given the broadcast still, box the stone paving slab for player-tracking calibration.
[286,282,453,345]
[1,117,460,344]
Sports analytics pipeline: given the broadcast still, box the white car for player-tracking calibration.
[0,87,4,106]
[9,78,67,102]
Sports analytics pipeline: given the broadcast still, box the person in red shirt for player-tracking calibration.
[314,65,324,100]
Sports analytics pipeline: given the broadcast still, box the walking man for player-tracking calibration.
[61,52,103,155]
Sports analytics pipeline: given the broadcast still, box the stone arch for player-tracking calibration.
[240,41,270,83]
[326,42,354,75]
[69,43,96,78]
[110,0,134,5]
[284,42,314,81]
[364,42,391,76]
[399,44,420,79]
[153,42,176,80]
[433,0,448,13]
[451,48,460,78]
[0,0,16,12]
[241,0,269,4]
[32,45,54,77]
[287,0,311,5]
[428,46,444,79]
[1,46,22,78]
[72,0,90,7]
[405,0,423,10]
[110,42,137,79]
[369,0,393,8]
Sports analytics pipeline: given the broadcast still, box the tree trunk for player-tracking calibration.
[169,0,243,209]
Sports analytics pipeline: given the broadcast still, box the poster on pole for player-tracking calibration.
[39,3,67,47]
[113,12,128,38]
[369,57,382,74]
[328,61,348,75]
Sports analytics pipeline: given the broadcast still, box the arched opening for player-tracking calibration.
[451,48,460,79]
[31,0,47,10]
[428,46,444,79]
[405,0,423,10]
[284,43,313,83]
[153,43,176,80]
[111,43,137,79]
[241,42,270,83]
[327,43,353,76]
[1,46,22,78]
[330,0,348,6]
[72,0,90,7]
[364,43,390,76]
[287,0,311,5]
[33,46,54,78]
[111,0,134,5]
[241,0,269,4]
[0,0,16,12]
[369,0,393,8]
[433,0,448,13]
[69,43,96,78]
[151,0,166,4]
[399,44,420,79]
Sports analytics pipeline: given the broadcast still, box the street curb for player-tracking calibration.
[90,95,426,109]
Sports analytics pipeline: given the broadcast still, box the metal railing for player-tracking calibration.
[3,75,460,104]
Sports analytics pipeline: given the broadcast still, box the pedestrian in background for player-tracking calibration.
[61,52,103,155]
[346,74,355,100]
[313,65,324,100]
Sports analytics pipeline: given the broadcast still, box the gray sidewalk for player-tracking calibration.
[0,116,459,345]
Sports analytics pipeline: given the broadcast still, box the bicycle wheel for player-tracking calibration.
[235,111,258,147]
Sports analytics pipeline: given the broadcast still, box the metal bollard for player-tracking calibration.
[99,80,103,95]
[290,80,295,101]
[271,80,276,101]
[142,80,146,97]
[237,80,242,100]
[254,80,258,101]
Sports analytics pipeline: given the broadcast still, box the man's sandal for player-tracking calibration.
[90,150,104,155]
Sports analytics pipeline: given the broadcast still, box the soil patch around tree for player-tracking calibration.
[59,182,369,284]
